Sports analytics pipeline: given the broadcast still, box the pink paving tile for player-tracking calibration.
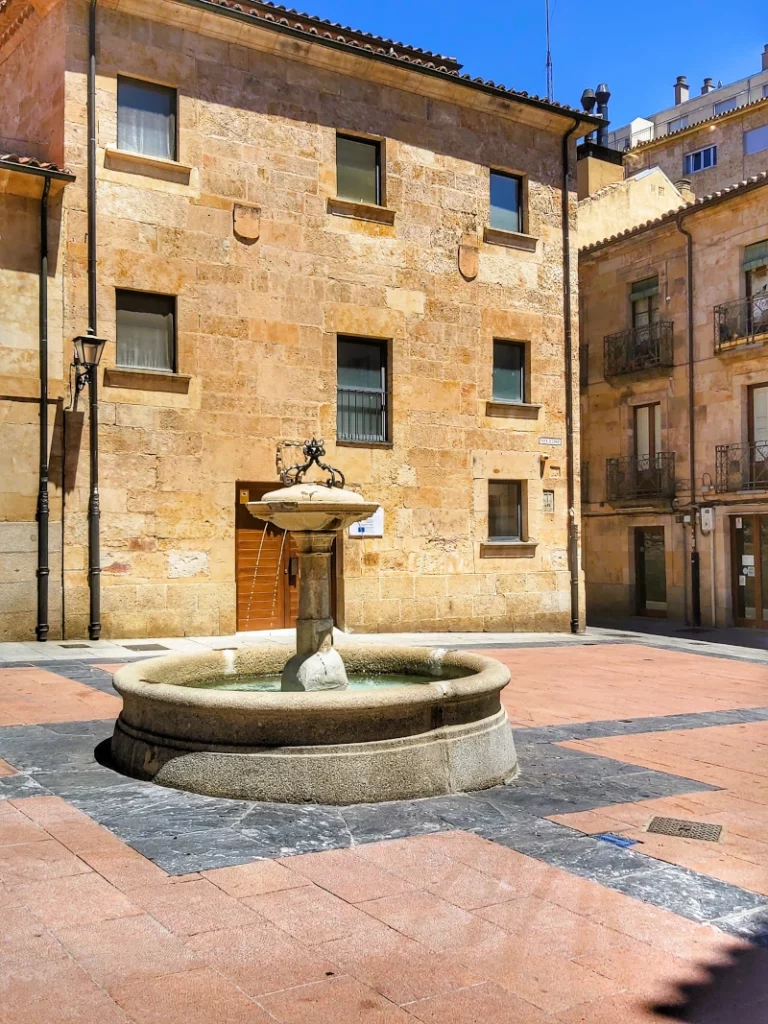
[319,926,484,1005]
[410,831,556,895]
[0,878,23,909]
[355,838,519,910]
[401,980,551,1023]
[244,883,383,945]
[258,974,413,1023]
[453,932,622,1013]
[281,848,416,903]
[0,808,49,846]
[554,994,678,1023]
[0,838,91,886]
[575,942,713,1003]
[0,906,67,964]
[475,895,629,958]
[13,870,142,930]
[0,667,121,724]
[111,967,276,1024]
[133,878,261,936]
[58,913,204,991]
[357,890,506,952]
[11,794,92,827]
[0,757,18,777]
[202,858,310,898]
[188,921,339,997]
[0,957,131,1024]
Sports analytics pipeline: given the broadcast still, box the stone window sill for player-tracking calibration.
[485,400,542,420]
[483,226,539,252]
[104,146,193,185]
[104,366,191,394]
[336,439,393,449]
[480,540,538,558]
[327,196,396,225]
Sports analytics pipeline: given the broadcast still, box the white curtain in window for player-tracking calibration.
[118,80,174,160]
[117,308,173,370]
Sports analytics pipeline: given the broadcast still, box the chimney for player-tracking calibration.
[595,83,611,145]
[701,77,715,95]
[763,44,768,72]
[675,178,694,203]
[674,76,689,105]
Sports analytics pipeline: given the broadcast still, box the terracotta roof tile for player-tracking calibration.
[580,170,768,254]
[0,152,73,174]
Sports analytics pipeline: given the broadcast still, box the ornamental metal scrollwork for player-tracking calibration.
[280,438,346,489]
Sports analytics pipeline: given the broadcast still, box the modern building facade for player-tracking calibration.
[0,0,598,640]
[580,165,768,629]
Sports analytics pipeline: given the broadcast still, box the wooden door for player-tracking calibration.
[235,483,299,631]
[732,514,768,629]
[635,526,667,617]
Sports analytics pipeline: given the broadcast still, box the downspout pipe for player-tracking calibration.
[87,0,101,640]
[562,118,581,633]
[35,177,51,641]
[675,210,701,627]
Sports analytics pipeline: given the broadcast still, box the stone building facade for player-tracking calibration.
[580,168,768,629]
[0,0,596,640]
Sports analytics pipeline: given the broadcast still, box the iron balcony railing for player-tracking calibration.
[606,452,676,502]
[603,321,674,377]
[716,441,768,492]
[714,295,768,353]
[337,386,389,443]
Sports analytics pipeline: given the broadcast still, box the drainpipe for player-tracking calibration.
[562,118,581,633]
[675,210,700,627]
[86,0,101,640]
[35,177,51,641]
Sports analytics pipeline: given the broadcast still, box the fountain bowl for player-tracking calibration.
[109,644,518,804]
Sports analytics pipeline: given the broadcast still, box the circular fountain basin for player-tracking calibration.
[110,645,518,804]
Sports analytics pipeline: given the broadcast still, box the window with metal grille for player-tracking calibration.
[488,480,522,541]
[493,341,526,403]
[116,291,175,371]
[336,135,381,205]
[117,77,177,161]
[337,337,388,443]
[490,170,523,233]
[684,145,717,174]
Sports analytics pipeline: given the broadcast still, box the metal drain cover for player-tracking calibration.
[122,643,169,652]
[647,816,722,842]
[59,643,91,649]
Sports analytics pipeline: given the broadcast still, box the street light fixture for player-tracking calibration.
[72,332,107,641]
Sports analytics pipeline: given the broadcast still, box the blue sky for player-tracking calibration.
[302,1,768,126]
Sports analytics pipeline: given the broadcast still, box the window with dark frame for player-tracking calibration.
[336,337,388,443]
[748,383,768,487]
[336,135,381,205]
[492,340,526,403]
[630,276,659,329]
[488,480,523,542]
[117,77,177,161]
[489,171,523,233]
[116,291,176,371]
[683,145,717,175]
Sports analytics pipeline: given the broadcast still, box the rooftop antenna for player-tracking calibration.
[545,0,554,102]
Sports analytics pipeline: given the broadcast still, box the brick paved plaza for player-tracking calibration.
[1,634,768,1022]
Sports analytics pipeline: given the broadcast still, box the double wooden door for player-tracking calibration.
[235,483,300,631]
[732,515,768,629]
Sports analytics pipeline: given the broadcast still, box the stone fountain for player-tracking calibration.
[109,440,518,804]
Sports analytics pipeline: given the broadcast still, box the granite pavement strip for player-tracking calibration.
[1,642,768,1021]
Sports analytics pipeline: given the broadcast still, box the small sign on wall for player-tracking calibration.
[349,506,384,538]
[542,490,555,513]
[539,436,563,447]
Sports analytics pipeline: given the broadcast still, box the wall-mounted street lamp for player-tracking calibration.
[72,333,106,640]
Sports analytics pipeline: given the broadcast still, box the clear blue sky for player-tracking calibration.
[301,1,768,126]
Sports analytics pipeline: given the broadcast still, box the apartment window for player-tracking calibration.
[630,276,659,329]
[684,145,717,174]
[336,135,381,205]
[745,240,768,335]
[749,384,768,487]
[634,403,662,462]
[117,77,177,161]
[714,97,738,116]
[492,341,526,403]
[116,291,175,371]
[764,84,768,99]
[488,480,522,541]
[489,171,523,233]
[667,115,688,134]
[745,125,768,156]
[337,337,388,443]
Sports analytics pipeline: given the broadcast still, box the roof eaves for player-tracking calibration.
[579,171,768,255]
[0,153,75,180]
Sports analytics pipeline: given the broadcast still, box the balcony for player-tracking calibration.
[716,441,768,493]
[603,321,674,377]
[606,452,676,503]
[714,296,768,353]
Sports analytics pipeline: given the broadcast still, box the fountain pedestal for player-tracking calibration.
[281,532,347,691]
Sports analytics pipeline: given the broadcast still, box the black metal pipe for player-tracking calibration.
[676,211,700,626]
[562,118,581,634]
[87,0,101,640]
[35,177,51,641]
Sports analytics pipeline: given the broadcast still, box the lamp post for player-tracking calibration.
[73,334,106,641]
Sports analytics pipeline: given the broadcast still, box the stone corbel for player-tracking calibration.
[233,201,261,244]
[458,234,479,280]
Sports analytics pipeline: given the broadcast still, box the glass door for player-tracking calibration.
[635,526,667,617]
[732,515,768,628]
